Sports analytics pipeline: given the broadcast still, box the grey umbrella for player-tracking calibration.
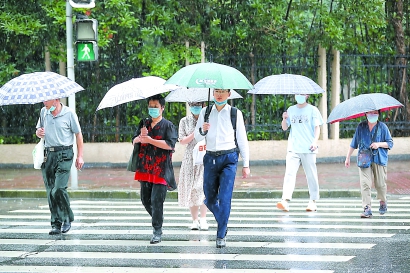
[327,93,403,124]
[248,73,325,95]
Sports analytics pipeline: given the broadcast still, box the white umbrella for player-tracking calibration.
[96,76,177,111]
[248,73,325,95]
[0,72,84,105]
[165,88,243,103]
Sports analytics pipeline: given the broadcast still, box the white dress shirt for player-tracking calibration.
[194,104,249,167]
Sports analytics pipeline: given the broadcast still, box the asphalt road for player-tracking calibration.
[0,197,409,272]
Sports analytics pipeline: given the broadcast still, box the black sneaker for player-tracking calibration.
[49,227,61,235]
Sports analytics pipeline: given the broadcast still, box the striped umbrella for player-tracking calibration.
[248,74,325,95]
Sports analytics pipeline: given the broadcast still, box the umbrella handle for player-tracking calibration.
[199,128,208,136]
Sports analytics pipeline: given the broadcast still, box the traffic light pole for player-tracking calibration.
[66,1,78,189]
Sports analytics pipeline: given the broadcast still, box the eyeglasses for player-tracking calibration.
[214,89,229,94]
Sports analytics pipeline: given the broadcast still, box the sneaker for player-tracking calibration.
[379,201,387,215]
[306,200,317,212]
[361,205,373,218]
[190,220,200,230]
[277,200,289,212]
[200,219,209,231]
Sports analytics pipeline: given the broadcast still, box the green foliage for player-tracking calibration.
[0,0,408,143]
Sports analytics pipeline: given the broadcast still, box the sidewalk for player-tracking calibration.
[1,159,409,199]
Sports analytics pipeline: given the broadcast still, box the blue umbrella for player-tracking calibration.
[0,71,84,106]
[327,93,403,124]
[248,73,325,95]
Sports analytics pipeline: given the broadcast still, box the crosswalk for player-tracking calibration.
[0,197,409,272]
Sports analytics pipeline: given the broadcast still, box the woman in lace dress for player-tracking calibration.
[178,102,209,230]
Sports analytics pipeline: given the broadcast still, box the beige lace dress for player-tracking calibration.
[177,114,205,208]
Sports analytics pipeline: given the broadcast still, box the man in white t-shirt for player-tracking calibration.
[276,94,324,212]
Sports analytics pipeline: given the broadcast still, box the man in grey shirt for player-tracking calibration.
[36,98,84,235]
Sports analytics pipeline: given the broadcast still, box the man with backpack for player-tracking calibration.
[194,89,250,248]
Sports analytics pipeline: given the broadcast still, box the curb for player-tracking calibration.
[0,189,362,199]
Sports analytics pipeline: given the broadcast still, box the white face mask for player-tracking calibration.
[366,114,379,123]
[295,95,307,104]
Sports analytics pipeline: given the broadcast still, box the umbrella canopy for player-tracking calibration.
[165,88,243,103]
[96,76,177,111]
[248,73,325,95]
[165,62,253,90]
[327,93,403,124]
[0,71,84,106]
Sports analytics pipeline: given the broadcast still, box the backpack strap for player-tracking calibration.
[230,106,238,151]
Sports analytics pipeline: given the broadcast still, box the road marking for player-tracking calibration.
[0,251,355,262]
[0,266,334,273]
[0,239,376,249]
[0,229,394,237]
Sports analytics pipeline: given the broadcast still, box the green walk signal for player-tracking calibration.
[76,42,98,61]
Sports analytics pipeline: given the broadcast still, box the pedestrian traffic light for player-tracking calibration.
[69,0,95,8]
[76,42,98,61]
[75,19,98,61]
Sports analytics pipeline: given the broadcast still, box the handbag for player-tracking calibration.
[357,122,379,168]
[32,138,45,169]
[126,143,140,172]
[192,139,206,166]
[357,148,372,168]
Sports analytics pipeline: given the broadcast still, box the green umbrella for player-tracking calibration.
[165,62,253,90]
[165,62,252,135]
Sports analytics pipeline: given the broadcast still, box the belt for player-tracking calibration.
[206,148,238,157]
[45,145,73,152]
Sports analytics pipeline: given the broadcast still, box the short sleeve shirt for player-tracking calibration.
[36,104,81,147]
[286,104,324,153]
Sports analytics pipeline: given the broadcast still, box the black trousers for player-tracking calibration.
[140,182,167,235]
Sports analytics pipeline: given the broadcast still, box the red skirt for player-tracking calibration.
[134,171,167,186]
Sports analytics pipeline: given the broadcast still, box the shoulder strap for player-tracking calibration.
[230,106,238,149]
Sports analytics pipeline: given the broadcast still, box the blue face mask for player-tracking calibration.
[295,95,307,104]
[190,106,202,115]
[367,114,378,123]
[148,107,161,118]
[49,105,56,112]
[213,98,228,106]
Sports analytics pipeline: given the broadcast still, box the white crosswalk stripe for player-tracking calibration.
[1,197,409,272]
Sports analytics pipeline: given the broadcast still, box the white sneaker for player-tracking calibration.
[276,200,289,212]
[306,200,317,212]
[200,219,209,230]
[190,220,200,230]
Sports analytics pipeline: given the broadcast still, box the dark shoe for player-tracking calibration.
[379,201,387,215]
[49,227,61,235]
[150,234,161,244]
[216,237,226,248]
[360,205,372,218]
[61,222,71,233]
